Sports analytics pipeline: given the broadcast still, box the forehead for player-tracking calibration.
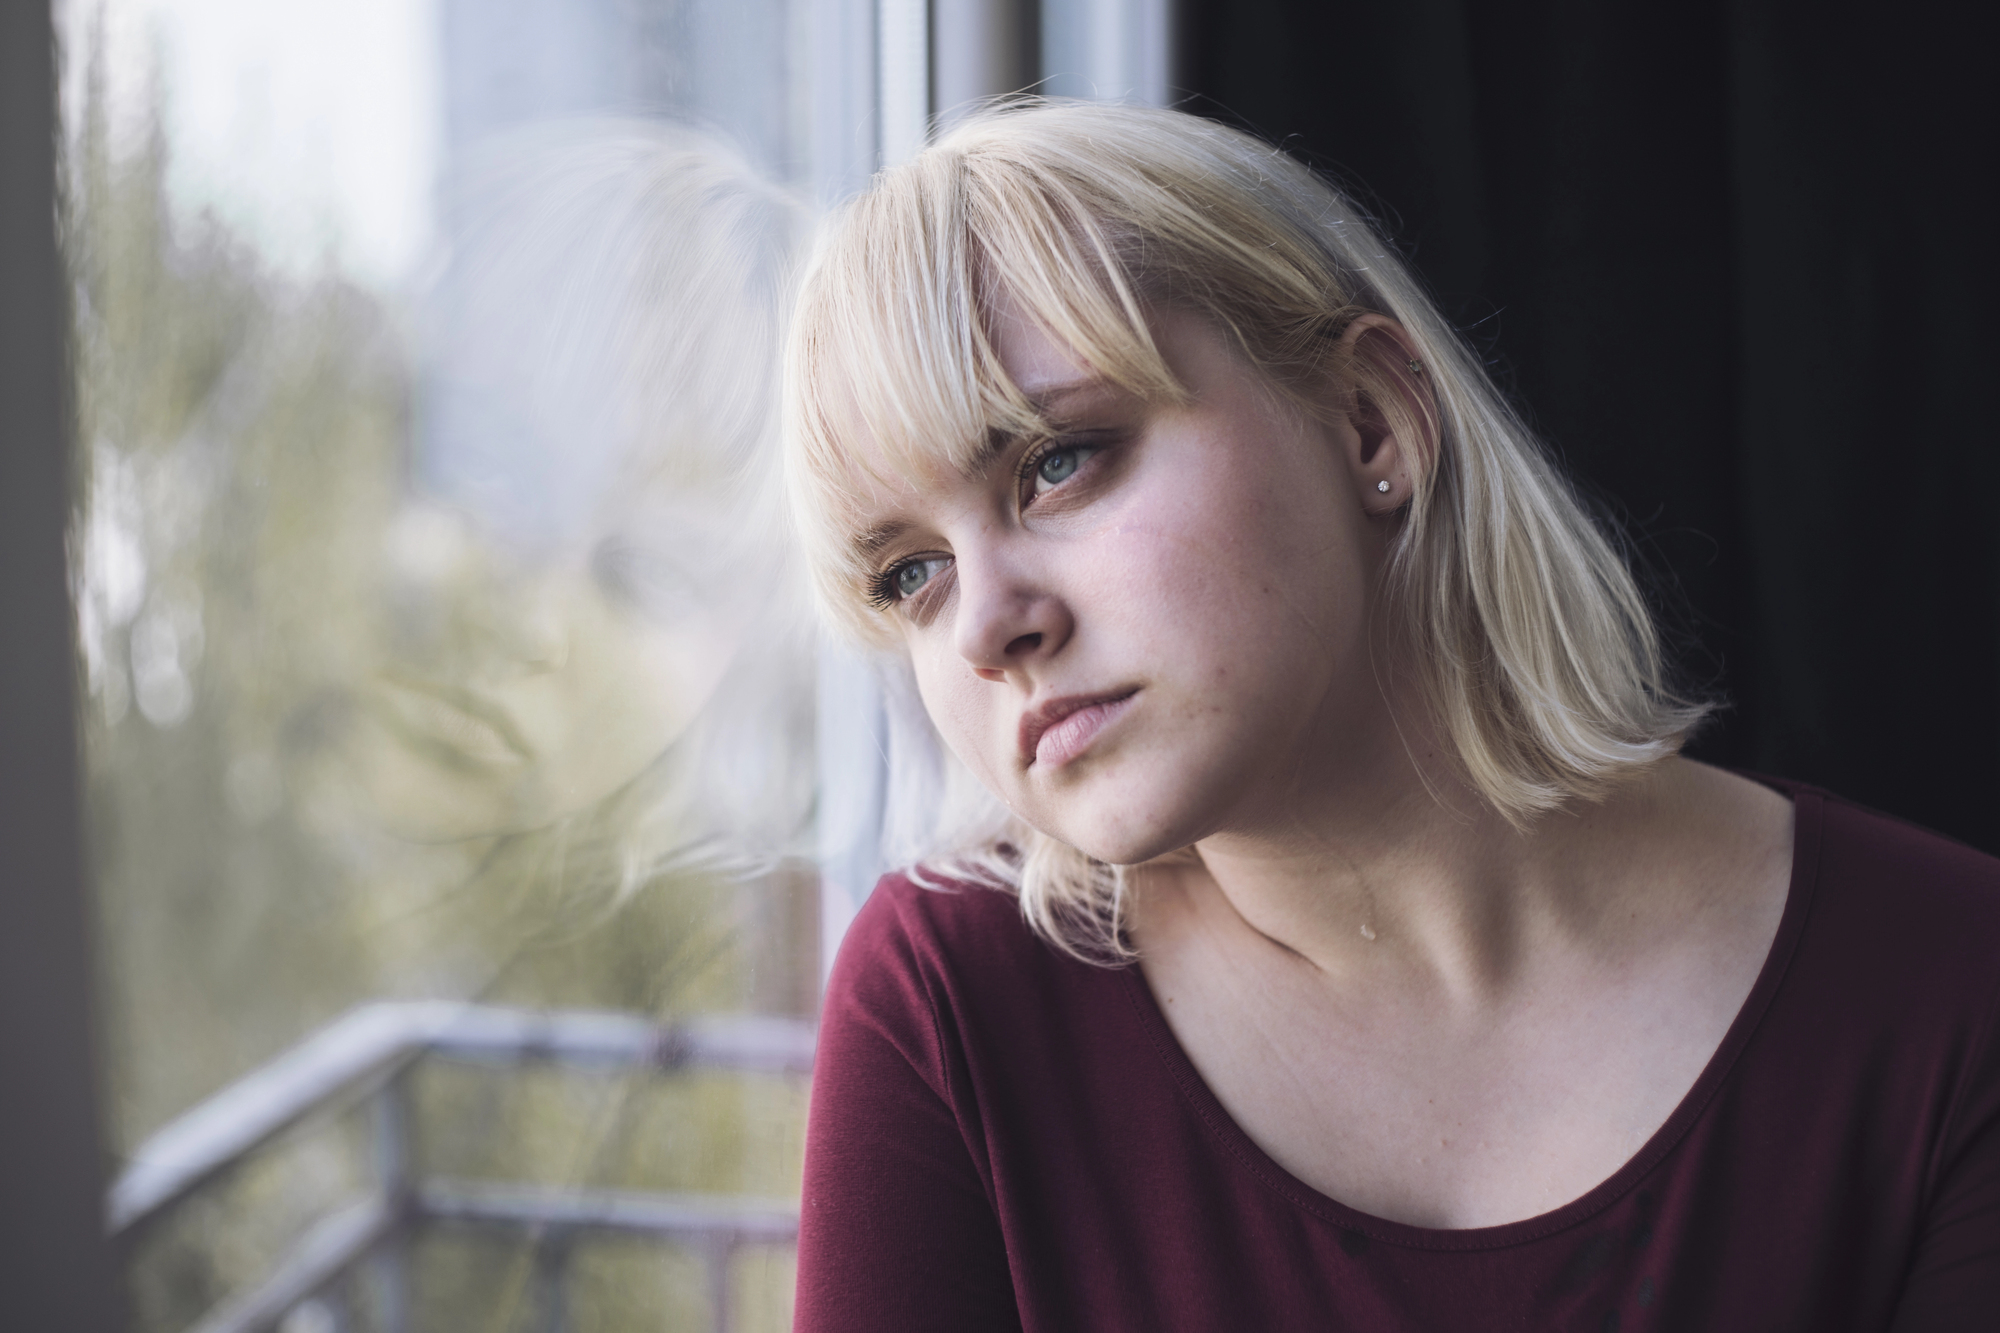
[987,290,1097,401]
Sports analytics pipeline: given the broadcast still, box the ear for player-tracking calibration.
[1330,314,1433,516]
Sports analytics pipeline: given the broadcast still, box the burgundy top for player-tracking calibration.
[796,784,2000,1330]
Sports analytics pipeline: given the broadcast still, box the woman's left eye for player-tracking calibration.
[1032,445,1097,496]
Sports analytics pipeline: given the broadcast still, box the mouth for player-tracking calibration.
[1019,688,1139,769]
[371,675,534,772]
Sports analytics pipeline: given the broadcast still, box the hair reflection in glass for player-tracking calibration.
[784,101,1706,962]
[350,122,812,916]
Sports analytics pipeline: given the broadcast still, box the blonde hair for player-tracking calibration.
[785,100,1708,962]
[432,119,816,887]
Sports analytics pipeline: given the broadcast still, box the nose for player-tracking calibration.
[458,570,572,676]
[502,583,572,672]
[508,580,572,668]
[952,545,1073,683]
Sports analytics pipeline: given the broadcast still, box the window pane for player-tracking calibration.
[62,2,835,1328]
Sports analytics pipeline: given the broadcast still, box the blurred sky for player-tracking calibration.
[61,0,441,290]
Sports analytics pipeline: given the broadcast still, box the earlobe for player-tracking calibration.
[1347,403,1409,515]
[1335,315,1433,514]
[1363,464,1408,515]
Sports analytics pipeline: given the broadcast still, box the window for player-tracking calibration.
[56,1,1171,1328]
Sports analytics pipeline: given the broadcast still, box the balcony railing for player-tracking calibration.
[108,1001,815,1333]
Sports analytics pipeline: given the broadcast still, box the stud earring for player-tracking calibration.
[1407,359,1423,375]
[1376,480,1391,494]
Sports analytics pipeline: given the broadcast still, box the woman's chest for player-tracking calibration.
[1135,947,1754,1230]
[968,970,1920,1333]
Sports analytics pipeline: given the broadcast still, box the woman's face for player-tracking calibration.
[856,305,1413,864]
[336,499,746,841]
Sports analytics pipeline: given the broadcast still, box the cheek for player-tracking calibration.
[1085,480,1347,668]
[544,581,739,728]
[1075,459,1373,791]
[626,620,739,721]
[908,643,1011,788]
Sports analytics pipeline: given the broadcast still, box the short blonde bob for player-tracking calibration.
[785,100,1708,962]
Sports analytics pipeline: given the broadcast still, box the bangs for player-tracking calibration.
[786,133,1185,641]
[784,100,1710,959]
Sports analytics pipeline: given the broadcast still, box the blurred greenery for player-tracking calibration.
[68,25,811,1333]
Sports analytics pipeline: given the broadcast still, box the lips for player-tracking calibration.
[372,676,533,771]
[1019,689,1138,768]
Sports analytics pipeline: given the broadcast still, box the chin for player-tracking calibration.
[1033,788,1208,869]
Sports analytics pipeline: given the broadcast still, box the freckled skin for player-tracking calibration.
[878,305,1413,865]
[857,300,1798,1232]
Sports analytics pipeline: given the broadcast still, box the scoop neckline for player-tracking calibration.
[1118,779,1827,1253]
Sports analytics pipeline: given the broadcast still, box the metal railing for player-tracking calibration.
[108,1001,815,1333]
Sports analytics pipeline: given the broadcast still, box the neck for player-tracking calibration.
[1164,725,1694,1004]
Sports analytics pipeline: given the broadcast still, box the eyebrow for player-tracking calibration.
[952,378,1114,477]
[853,518,914,559]
[1025,376,1116,419]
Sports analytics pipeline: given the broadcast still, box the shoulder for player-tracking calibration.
[845,869,1040,956]
[835,870,1047,986]
[825,870,1073,1031]
[1792,790,2000,1204]
[1781,782,2000,1021]
[819,869,1119,1109]
[1801,784,2000,921]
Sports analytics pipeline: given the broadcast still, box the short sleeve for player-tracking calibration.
[794,884,1023,1333]
[1890,987,2000,1331]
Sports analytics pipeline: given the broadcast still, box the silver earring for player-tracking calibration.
[1407,359,1423,375]
[1376,480,1391,494]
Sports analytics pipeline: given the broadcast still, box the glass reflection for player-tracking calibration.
[67,9,818,1324]
[341,123,809,864]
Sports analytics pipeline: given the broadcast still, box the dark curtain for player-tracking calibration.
[1182,0,2000,853]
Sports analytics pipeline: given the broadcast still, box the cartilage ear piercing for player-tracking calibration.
[1376,480,1391,493]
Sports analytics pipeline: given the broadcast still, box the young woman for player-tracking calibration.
[784,101,2000,1330]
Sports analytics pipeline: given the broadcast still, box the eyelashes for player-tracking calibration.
[866,555,951,611]
[864,434,1111,613]
[1016,436,1103,498]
